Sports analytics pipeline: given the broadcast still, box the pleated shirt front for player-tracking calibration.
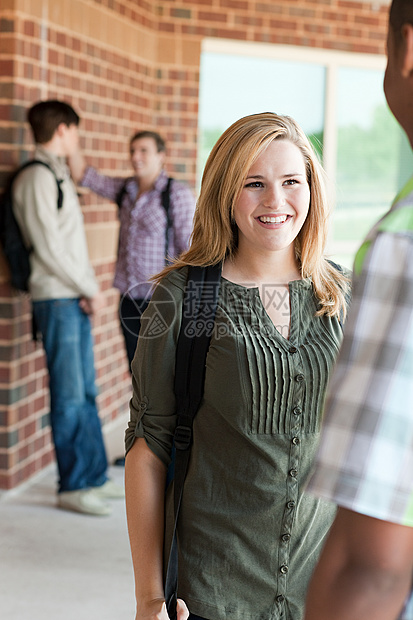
[126,267,345,620]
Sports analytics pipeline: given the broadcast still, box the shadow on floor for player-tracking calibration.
[0,465,136,620]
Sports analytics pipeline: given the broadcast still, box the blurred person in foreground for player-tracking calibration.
[304,1,413,618]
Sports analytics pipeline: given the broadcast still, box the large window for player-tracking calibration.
[198,40,413,268]
[198,53,326,166]
[334,66,412,264]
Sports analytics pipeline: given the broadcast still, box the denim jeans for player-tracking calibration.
[33,298,108,492]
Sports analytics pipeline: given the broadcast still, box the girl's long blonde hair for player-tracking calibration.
[156,112,349,318]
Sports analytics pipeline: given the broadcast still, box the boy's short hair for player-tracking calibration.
[28,100,80,144]
[129,130,166,153]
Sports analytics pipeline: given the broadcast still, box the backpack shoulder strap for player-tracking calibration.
[161,177,173,214]
[115,177,134,209]
[165,262,222,620]
[162,177,173,264]
[173,262,220,422]
[11,160,64,210]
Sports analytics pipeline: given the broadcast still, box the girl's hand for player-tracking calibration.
[176,598,190,620]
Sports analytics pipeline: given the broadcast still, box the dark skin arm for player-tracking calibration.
[304,507,413,620]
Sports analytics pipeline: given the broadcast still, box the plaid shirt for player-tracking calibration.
[81,167,195,298]
[308,177,413,619]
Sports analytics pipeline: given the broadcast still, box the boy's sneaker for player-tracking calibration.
[92,479,125,499]
[58,489,112,516]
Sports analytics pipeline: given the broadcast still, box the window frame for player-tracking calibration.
[201,37,386,197]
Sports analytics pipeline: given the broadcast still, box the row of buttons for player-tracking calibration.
[276,499,296,600]
[276,345,303,607]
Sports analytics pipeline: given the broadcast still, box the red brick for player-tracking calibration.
[23,20,35,37]
[198,11,228,23]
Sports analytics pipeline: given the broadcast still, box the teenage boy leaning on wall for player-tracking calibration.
[12,100,124,516]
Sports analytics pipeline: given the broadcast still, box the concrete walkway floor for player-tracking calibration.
[0,463,136,620]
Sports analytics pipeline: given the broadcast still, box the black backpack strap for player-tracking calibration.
[161,177,173,264]
[164,262,222,620]
[115,177,133,210]
[56,177,63,210]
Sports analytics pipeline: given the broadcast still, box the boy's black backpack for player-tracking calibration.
[0,160,63,292]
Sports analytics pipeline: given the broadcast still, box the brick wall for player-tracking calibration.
[0,0,390,489]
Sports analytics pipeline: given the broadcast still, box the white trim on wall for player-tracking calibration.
[202,39,386,70]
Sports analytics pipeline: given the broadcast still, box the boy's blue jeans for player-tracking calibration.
[33,298,108,492]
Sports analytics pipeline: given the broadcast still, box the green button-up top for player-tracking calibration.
[126,267,346,620]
